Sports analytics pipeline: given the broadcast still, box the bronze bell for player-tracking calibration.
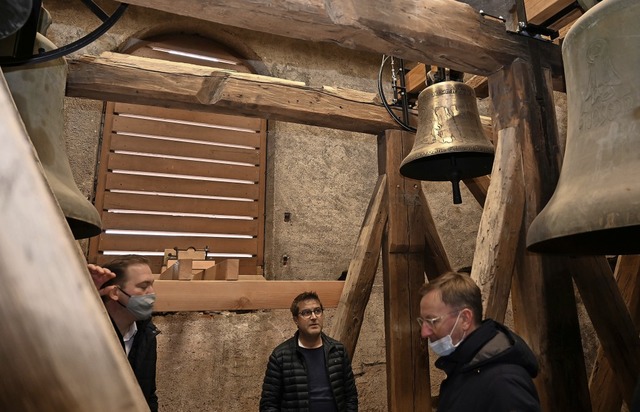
[526,0,640,255]
[400,81,494,204]
[4,34,103,239]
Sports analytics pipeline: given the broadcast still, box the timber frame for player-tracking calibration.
[9,0,639,410]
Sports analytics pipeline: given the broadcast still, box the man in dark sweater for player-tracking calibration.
[90,255,159,411]
[419,272,540,412]
[260,291,358,412]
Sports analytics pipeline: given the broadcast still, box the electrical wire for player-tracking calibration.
[377,55,416,133]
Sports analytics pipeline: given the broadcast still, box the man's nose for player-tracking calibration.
[421,323,434,340]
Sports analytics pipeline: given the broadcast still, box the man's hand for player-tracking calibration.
[87,264,116,297]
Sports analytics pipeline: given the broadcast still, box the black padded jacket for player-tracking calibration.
[435,319,540,412]
[260,332,358,412]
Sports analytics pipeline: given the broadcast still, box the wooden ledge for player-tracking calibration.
[153,280,345,312]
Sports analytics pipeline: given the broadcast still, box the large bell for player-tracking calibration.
[400,80,494,204]
[4,33,102,239]
[527,0,640,255]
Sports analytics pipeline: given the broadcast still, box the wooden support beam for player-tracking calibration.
[152,280,344,311]
[589,255,640,411]
[67,52,409,135]
[569,255,640,406]
[0,71,148,411]
[331,174,388,357]
[462,175,491,208]
[379,130,430,412]
[120,0,562,79]
[489,56,590,410]
[471,127,525,323]
[418,189,452,281]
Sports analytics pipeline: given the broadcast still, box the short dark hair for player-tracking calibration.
[290,291,323,317]
[419,271,483,324]
[101,255,151,290]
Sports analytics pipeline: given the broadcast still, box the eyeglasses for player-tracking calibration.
[298,307,324,318]
[417,310,460,329]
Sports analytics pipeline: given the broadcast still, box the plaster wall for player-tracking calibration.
[29,1,589,411]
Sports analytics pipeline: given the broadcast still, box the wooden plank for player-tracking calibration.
[107,152,260,182]
[102,213,258,236]
[379,130,431,412]
[589,255,640,412]
[105,173,260,200]
[152,280,345,311]
[331,174,388,357]
[0,72,148,411]
[110,134,260,165]
[569,256,640,406]
[489,58,590,411]
[119,0,563,79]
[98,233,258,255]
[115,102,264,131]
[471,127,525,323]
[102,191,259,217]
[111,115,262,148]
[68,53,413,135]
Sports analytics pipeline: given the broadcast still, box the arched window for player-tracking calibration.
[88,33,266,276]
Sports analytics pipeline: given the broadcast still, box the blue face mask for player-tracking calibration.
[118,288,156,320]
[428,312,464,357]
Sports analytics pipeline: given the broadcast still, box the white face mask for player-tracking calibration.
[428,312,464,357]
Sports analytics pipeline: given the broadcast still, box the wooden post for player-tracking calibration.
[488,56,591,411]
[0,72,148,411]
[378,130,430,412]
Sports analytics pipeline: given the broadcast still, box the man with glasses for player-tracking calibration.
[260,291,358,411]
[419,271,540,411]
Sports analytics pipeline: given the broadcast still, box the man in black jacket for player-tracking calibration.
[419,272,540,412]
[260,291,358,412]
[91,255,159,411]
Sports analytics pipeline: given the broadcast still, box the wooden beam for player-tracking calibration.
[589,255,640,411]
[489,57,590,410]
[331,174,388,357]
[462,175,491,207]
[67,52,410,135]
[379,130,430,412]
[119,0,563,79]
[569,255,640,406]
[152,280,345,311]
[418,189,452,281]
[0,71,148,411]
[471,127,525,323]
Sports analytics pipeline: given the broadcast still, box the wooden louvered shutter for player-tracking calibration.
[88,35,266,275]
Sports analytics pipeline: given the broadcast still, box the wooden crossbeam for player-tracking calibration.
[152,280,344,311]
[119,0,562,79]
[67,52,410,135]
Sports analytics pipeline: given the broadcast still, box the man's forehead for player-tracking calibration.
[299,299,320,308]
[421,290,447,309]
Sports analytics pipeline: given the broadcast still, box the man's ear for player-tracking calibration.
[106,285,120,301]
[461,308,474,330]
